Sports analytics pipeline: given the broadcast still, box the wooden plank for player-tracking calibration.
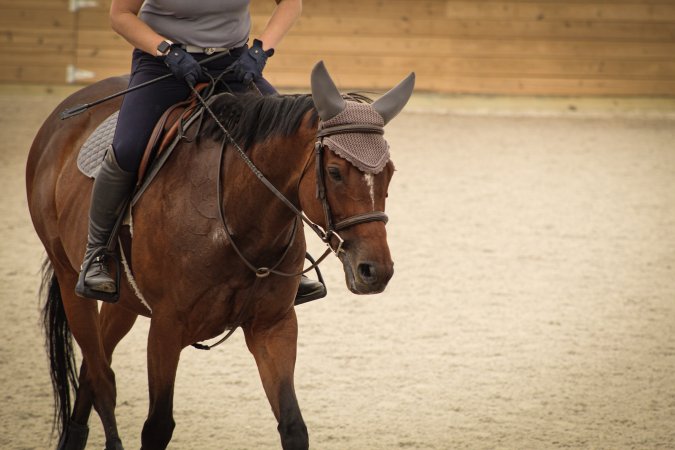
[75,31,130,50]
[73,50,675,82]
[250,16,675,42]
[268,54,675,80]
[74,6,675,41]
[253,0,675,21]
[76,1,446,27]
[265,71,675,96]
[444,1,675,22]
[0,29,74,47]
[251,0,448,17]
[74,30,675,60]
[0,65,67,83]
[77,9,113,29]
[0,0,68,8]
[5,52,73,67]
[77,10,675,41]
[0,8,73,28]
[274,35,675,59]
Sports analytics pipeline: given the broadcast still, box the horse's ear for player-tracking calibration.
[372,72,416,125]
[311,61,346,121]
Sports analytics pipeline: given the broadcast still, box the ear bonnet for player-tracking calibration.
[311,62,415,174]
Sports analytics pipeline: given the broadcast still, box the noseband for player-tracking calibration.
[314,123,389,254]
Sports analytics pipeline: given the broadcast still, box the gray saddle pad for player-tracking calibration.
[77,111,119,178]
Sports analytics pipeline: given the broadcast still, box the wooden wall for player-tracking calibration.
[2,0,675,95]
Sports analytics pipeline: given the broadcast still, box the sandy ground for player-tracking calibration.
[1,88,674,450]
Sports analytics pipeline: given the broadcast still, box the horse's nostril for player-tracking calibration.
[358,262,376,282]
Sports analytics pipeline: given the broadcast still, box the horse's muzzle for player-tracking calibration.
[338,248,394,295]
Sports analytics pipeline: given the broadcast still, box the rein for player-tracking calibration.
[190,86,389,276]
[187,86,388,350]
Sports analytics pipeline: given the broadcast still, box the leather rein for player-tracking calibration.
[191,87,389,279]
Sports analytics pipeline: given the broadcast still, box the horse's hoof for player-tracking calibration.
[105,437,124,450]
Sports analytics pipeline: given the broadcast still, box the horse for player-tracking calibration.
[26,61,414,450]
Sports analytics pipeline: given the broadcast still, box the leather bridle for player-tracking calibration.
[314,123,389,255]
[192,87,389,279]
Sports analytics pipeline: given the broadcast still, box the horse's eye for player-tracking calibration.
[327,167,342,182]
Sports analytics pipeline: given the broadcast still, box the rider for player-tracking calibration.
[75,0,326,303]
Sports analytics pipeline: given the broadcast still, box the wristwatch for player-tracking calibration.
[156,40,173,56]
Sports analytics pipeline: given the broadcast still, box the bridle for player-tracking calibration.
[193,86,389,278]
[185,86,392,350]
[314,123,389,254]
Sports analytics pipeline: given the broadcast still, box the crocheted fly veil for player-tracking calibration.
[311,61,415,173]
[319,102,389,174]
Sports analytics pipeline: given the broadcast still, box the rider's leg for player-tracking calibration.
[76,49,190,301]
[75,148,136,300]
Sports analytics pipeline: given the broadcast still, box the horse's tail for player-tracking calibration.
[40,258,79,438]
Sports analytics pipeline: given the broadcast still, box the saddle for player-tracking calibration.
[77,84,208,186]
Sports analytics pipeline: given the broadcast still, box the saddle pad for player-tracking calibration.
[77,111,119,178]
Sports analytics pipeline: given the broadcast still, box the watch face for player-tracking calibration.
[158,41,171,54]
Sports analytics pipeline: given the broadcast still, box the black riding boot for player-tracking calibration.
[75,148,136,302]
[295,275,327,305]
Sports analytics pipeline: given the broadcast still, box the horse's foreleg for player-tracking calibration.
[141,316,182,450]
[244,308,308,450]
[100,303,138,361]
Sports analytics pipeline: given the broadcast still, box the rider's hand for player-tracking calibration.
[163,46,204,88]
[230,39,274,84]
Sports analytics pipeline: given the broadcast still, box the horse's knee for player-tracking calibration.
[141,415,175,450]
[278,420,308,450]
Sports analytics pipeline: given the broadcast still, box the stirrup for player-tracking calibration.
[75,247,121,303]
[294,253,327,305]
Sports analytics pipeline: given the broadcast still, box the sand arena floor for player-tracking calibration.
[1,88,674,449]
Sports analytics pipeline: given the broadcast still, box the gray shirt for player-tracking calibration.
[140,0,251,48]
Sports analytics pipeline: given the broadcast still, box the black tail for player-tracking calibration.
[40,259,79,439]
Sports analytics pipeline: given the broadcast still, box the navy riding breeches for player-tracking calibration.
[112,47,277,172]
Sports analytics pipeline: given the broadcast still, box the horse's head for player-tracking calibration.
[299,62,414,295]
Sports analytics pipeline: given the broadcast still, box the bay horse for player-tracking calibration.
[26,61,414,450]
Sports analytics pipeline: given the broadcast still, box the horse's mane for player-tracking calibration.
[201,93,319,150]
[200,92,374,151]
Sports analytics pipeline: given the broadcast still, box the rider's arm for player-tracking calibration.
[110,0,167,56]
[257,0,302,51]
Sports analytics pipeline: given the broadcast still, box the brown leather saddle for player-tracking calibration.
[77,83,209,187]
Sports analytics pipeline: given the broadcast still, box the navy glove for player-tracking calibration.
[230,39,274,84]
[163,46,204,87]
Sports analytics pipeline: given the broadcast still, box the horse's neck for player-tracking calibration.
[222,133,312,248]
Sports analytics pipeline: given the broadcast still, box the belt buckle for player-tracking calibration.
[204,47,216,55]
